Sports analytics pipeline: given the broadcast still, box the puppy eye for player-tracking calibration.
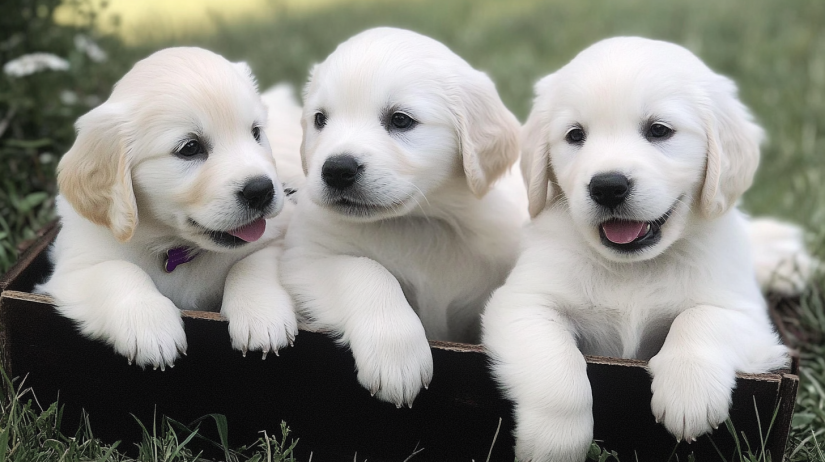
[646,123,674,141]
[565,127,585,145]
[177,140,205,158]
[252,126,262,142]
[390,112,416,131]
[314,112,327,130]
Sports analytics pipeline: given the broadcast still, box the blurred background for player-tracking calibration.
[1,0,824,459]
[2,0,824,270]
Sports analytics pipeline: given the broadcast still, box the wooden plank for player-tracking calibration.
[0,221,58,293]
[0,292,794,461]
[771,373,800,460]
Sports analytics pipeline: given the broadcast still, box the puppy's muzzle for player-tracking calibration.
[589,172,631,209]
[238,176,275,211]
[322,154,363,191]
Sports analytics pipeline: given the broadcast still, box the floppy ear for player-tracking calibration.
[298,64,319,176]
[57,103,138,242]
[700,75,764,219]
[521,74,560,218]
[232,61,259,91]
[452,70,521,198]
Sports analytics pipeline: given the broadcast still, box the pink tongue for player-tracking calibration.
[601,220,646,244]
[228,218,266,242]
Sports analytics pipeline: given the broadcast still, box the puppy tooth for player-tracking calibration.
[262,351,268,360]
[274,349,279,357]
[153,365,158,371]
[242,347,247,358]
[169,363,174,369]
[407,402,413,409]
[395,403,402,409]
[160,364,165,372]
[127,358,133,366]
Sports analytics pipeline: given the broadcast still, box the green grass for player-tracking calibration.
[0,368,300,461]
[2,0,825,459]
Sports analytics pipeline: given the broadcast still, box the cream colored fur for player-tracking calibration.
[38,48,297,369]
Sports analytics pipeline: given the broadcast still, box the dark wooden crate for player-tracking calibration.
[0,225,799,461]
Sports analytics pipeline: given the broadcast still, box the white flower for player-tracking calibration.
[74,34,107,63]
[3,53,69,78]
[60,90,78,105]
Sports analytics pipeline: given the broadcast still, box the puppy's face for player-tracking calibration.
[58,48,284,251]
[300,28,520,222]
[523,37,762,262]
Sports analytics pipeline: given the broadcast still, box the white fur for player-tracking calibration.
[38,48,298,369]
[280,27,528,407]
[748,217,817,296]
[482,37,789,462]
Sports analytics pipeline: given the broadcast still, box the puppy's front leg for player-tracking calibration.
[649,305,788,442]
[44,261,187,370]
[282,254,432,407]
[483,287,592,462]
[222,246,298,358]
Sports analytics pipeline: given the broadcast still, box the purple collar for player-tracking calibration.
[164,247,199,273]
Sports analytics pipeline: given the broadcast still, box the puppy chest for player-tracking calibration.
[148,258,228,311]
[568,299,682,360]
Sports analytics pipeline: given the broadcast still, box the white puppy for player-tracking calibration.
[38,47,298,369]
[482,37,789,462]
[281,27,528,407]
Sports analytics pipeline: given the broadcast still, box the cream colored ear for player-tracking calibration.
[521,74,559,218]
[57,103,138,242]
[700,75,764,219]
[453,70,520,198]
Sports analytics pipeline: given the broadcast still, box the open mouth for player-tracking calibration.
[326,196,407,218]
[189,217,267,248]
[598,200,679,252]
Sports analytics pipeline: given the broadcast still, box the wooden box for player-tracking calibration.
[0,224,799,461]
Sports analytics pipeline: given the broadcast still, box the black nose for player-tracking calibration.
[589,173,631,208]
[322,155,362,190]
[239,176,275,211]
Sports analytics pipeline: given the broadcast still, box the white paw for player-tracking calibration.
[648,352,734,442]
[106,294,187,370]
[348,310,433,407]
[223,284,298,358]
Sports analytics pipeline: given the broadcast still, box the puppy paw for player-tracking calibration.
[348,311,433,407]
[648,352,734,442]
[223,283,298,358]
[107,295,187,370]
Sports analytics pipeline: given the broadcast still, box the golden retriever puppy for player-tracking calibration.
[482,37,789,461]
[38,48,298,369]
[280,27,528,407]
